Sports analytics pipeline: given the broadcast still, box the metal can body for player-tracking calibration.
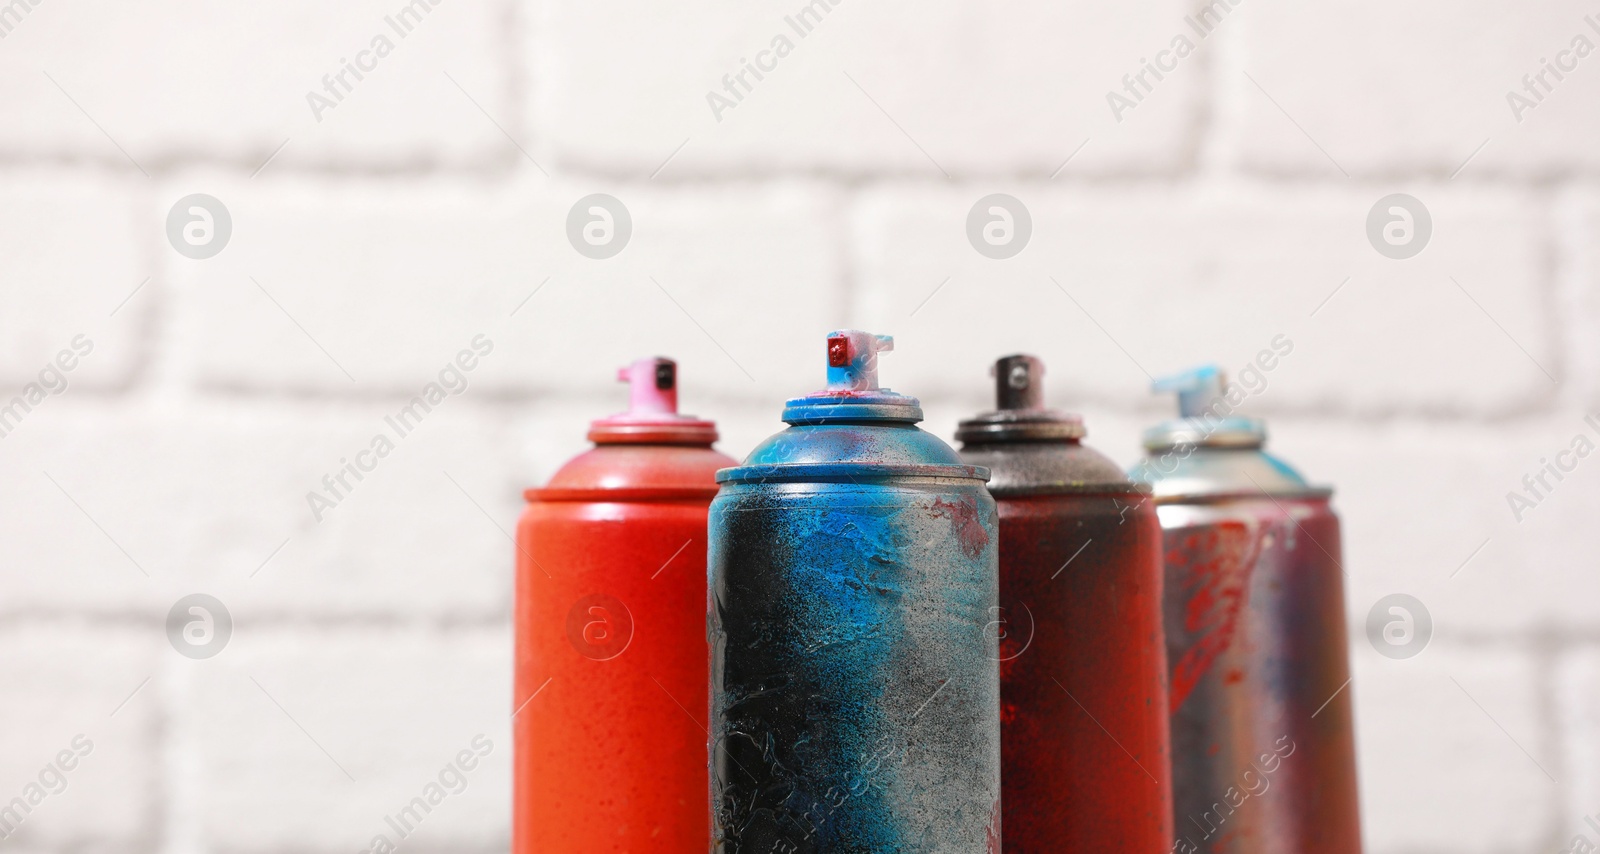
[991,492,1171,852]
[1160,495,1360,854]
[711,473,1000,853]
[514,359,735,853]
[517,493,716,852]
[710,330,1001,853]
[957,355,1172,853]
[1134,364,1362,854]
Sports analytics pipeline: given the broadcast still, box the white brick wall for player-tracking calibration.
[0,0,1591,851]
[1556,648,1600,846]
[0,172,148,389]
[0,0,517,169]
[534,0,1202,176]
[1352,641,1559,853]
[852,182,1556,415]
[193,629,509,853]
[0,402,518,619]
[0,627,162,850]
[173,174,843,403]
[1236,0,1600,177]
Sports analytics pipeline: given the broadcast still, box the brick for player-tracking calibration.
[193,628,508,852]
[0,172,145,390]
[1351,640,1555,853]
[1236,0,1600,177]
[850,182,1554,416]
[1276,414,1600,635]
[0,0,514,169]
[0,625,161,848]
[0,401,518,619]
[177,175,843,403]
[1555,647,1600,849]
[534,0,1201,177]
[1573,194,1600,406]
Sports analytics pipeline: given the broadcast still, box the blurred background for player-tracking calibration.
[1,0,1595,851]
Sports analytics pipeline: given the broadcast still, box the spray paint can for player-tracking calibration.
[1131,366,1361,854]
[515,357,737,853]
[709,330,1001,853]
[955,354,1173,852]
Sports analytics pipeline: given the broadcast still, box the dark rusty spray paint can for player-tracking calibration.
[710,330,1001,853]
[1132,366,1361,854]
[956,354,1173,853]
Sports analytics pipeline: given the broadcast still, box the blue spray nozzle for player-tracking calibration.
[783,329,920,424]
[1151,364,1227,418]
[825,330,895,392]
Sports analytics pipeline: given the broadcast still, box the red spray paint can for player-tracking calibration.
[514,358,737,853]
[956,355,1173,853]
[1132,366,1361,854]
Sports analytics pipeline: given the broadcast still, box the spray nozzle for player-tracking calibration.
[825,330,895,392]
[1152,364,1227,418]
[991,354,1044,410]
[616,357,678,417]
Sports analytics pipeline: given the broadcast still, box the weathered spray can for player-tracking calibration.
[710,330,1001,853]
[515,358,736,853]
[1131,366,1361,854]
[955,354,1173,853]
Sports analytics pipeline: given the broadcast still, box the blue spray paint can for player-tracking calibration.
[710,330,1001,853]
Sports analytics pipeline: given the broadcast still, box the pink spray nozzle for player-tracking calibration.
[589,356,717,445]
[616,357,678,417]
[825,330,895,392]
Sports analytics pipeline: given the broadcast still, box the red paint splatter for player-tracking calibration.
[1167,521,1262,713]
[827,335,850,367]
[931,495,990,559]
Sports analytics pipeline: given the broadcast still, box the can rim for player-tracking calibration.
[1151,486,1334,504]
[716,462,990,484]
[586,420,719,445]
[954,409,1087,443]
[526,486,720,503]
[986,482,1154,498]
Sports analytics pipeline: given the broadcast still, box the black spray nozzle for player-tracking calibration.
[992,354,1044,411]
